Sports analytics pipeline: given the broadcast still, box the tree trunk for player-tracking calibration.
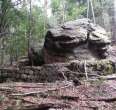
[111,2,116,44]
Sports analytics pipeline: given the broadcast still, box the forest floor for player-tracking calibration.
[0,80,116,110]
[0,45,116,110]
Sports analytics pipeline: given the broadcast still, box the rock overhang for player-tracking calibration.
[43,18,111,63]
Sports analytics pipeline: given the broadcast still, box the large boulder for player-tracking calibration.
[43,18,111,64]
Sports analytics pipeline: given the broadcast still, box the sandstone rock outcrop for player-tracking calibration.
[43,18,111,64]
[0,59,115,82]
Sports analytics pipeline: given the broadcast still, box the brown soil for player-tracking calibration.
[0,80,116,110]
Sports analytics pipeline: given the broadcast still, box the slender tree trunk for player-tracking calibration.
[111,1,116,44]
[62,0,65,24]
[28,0,32,55]
[44,0,47,35]
[61,0,66,24]
[0,38,5,65]
[9,36,13,65]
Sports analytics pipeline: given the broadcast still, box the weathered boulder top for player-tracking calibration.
[44,18,111,63]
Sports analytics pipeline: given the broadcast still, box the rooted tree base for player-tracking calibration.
[0,59,115,82]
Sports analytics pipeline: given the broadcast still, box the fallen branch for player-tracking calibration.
[11,84,73,97]
[99,74,116,80]
[58,95,79,101]
[0,84,50,88]
[22,99,36,104]
[20,103,71,110]
[0,87,13,91]
[85,97,116,102]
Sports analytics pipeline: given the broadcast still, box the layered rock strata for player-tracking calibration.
[44,18,111,64]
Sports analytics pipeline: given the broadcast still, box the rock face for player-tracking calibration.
[44,18,111,64]
[0,60,115,82]
[109,45,116,61]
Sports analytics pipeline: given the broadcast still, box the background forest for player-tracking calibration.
[0,0,115,65]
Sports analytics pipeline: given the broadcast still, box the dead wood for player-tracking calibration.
[86,97,116,102]
[99,74,116,80]
[20,103,71,110]
[11,84,73,97]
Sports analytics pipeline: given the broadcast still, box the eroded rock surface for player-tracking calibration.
[0,59,115,82]
[44,18,111,64]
